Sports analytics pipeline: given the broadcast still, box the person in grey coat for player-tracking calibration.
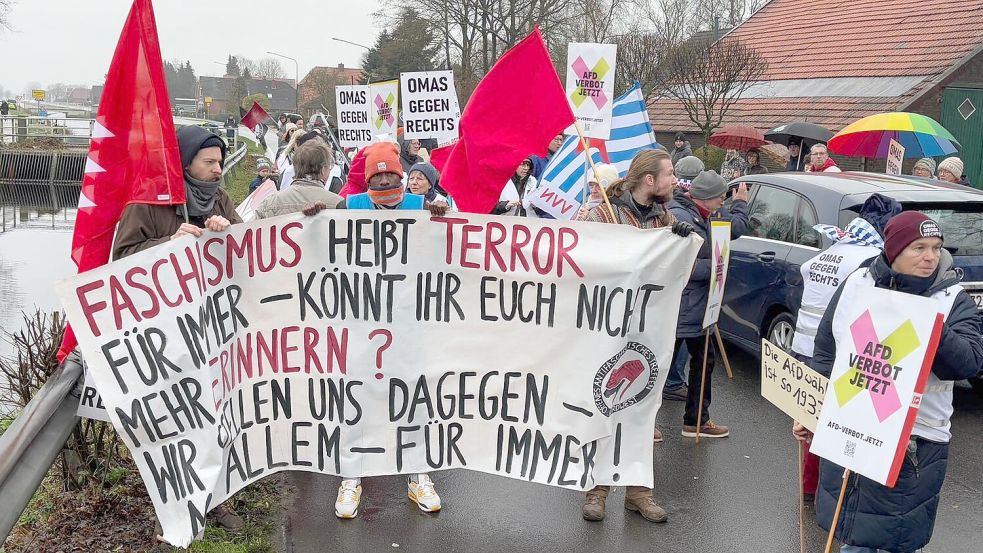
[667,171,750,438]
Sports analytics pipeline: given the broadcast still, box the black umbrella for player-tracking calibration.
[765,122,834,145]
[765,122,835,170]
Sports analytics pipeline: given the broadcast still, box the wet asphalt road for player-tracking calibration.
[281,347,983,553]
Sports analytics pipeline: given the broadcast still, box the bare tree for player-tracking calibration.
[653,37,767,144]
[614,26,666,97]
[255,57,287,79]
[580,0,631,43]
[234,55,258,77]
[0,0,12,32]
[642,0,690,47]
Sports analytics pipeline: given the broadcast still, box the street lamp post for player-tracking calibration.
[331,37,372,51]
[267,51,299,113]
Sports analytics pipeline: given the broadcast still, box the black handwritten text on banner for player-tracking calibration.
[57,212,700,546]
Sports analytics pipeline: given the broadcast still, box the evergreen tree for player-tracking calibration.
[360,7,439,83]
[226,54,241,77]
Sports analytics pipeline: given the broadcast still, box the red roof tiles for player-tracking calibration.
[648,0,983,133]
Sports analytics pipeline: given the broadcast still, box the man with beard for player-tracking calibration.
[113,125,241,259]
[580,148,694,524]
[111,125,244,532]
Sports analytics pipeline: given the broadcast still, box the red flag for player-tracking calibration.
[58,0,185,362]
[437,27,574,213]
[240,101,272,130]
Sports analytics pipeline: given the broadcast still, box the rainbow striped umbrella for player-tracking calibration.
[828,112,960,158]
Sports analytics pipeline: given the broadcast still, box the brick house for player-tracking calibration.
[298,64,365,118]
[648,0,983,184]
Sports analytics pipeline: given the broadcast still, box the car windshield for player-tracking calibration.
[842,203,983,256]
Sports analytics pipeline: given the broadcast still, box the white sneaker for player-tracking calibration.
[407,474,441,512]
[335,479,362,519]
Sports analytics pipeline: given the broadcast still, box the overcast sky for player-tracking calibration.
[0,0,381,95]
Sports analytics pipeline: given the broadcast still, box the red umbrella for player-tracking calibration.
[708,125,769,151]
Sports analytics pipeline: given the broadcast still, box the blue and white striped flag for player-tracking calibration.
[527,83,661,220]
[606,83,661,176]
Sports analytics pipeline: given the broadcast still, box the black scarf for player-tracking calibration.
[181,172,221,218]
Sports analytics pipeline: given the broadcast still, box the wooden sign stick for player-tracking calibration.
[713,324,734,379]
[824,469,852,553]
[694,329,712,444]
[573,121,617,222]
[798,441,806,553]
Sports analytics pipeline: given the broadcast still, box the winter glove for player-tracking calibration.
[671,221,694,237]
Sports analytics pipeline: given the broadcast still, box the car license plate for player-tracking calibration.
[970,290,983,311]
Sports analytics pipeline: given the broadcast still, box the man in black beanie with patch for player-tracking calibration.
[113,125,242,261]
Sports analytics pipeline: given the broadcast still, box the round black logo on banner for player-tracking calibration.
[593,342,659,417]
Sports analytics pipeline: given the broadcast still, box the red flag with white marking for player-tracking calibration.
[58,0,184,362]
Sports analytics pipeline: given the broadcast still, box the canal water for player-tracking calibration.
[0,207,77,362]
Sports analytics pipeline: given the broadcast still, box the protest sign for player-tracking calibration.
[235,179,277,222]
[57,212,701,546]
[335,85,373,148]
[810,285,944,486]
[886,139,905,176]
[401,71,460,142]
[702,220,732,329]
[564,43,617,139]
[76,359,111,422]
[760,339,828,432]
[369,80,399,137]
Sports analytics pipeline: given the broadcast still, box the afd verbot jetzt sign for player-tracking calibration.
[369,80,399,137]
[57,211,700,546]
[809,285,944,486]
[564,43,617,140]
[702,220,732,329]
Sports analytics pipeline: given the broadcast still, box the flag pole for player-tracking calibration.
[573,121,617,222]
[713,324,734,379]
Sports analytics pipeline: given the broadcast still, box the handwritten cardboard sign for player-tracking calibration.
[760,339,828,432]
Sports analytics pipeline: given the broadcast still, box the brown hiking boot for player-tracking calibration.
[681,420,730,438]
[624,490,668,523]
[582,489,607,521]
[212,502,245,531]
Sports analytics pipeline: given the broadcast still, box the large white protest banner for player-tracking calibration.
[810,285,944,486]
[401,71,460,142]
[760,339,828,432]
[369,80,399,138]
[886,138,905,176]
[702,220,732,329]
[57,212,700,546]
[564,43,617,139]
[335,85,373,148]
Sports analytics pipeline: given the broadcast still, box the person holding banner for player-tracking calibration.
[493,158,538,216]
[110,125,245,531]
[407,162,450,206]
[667,171,749,438]
[581,148,694,524]
[794,211,983,553]
[791,216,885,502]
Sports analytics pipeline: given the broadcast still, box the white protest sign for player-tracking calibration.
[235,179,277,222]
[76,358,111,422]
[400,71,460,142]
[57,212,701,546]
[369,80,399,137]
[760,339,828,432]
[886,138,905,175]
[810,284,944,486]
[702,220,732,329]
[335,85,373,148]
[564,43,617,139]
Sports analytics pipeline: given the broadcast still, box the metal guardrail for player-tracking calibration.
[223,142,248,175]
[0,116,95,147]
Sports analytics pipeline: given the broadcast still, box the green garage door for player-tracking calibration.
[941,87,983,188]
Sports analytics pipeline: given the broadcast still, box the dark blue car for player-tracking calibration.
[718,172,983,355]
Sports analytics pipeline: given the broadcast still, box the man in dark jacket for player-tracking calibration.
[795,211,983,553]
[112,125,245,532]
[113,125,242,261]
[667,171,749,438]
[669,132,693,166]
